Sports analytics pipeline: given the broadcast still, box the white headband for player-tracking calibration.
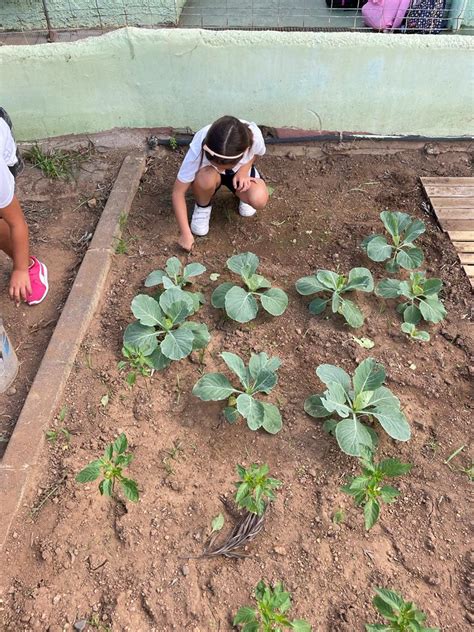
[203,144,245,160]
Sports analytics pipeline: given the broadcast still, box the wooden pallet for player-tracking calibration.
[421,177,474,289]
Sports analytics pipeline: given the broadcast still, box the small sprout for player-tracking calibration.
[211,513,225,533]
[342,447,412,530]
[362,211,426,273]
[366,587,439,631]
[211,252,288,323]
[234,463,281,516]
[401,322,430,342]
[234,580,311,631]
[332,509,345,524]
[444,445,473,481]
[46,427,71,445]
[296,268,374,328]
[352,335,375,349]
[123,287,210,372]
[193,351,283,434]
[57,405,68,423]
[76,433,139,502]
[376,271,446,329]
[304,358,411,456]
[145,257,206,313]
[169,136,178,150]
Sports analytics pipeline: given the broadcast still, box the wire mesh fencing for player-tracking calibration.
[0,0,471,41]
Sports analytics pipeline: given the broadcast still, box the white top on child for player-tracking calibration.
[177,120,266,184]
[0,119,17,209]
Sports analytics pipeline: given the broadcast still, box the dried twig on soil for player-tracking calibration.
[182,496,266,560]
[30,474,67,517]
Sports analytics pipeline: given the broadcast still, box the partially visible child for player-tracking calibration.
[0,109,48,305]
[172,116,269,251]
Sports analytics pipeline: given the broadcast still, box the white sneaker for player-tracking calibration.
[191,203,212,236]
[239,200,257,217]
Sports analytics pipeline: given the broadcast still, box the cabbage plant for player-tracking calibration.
[123,287,210,371]
[211,252,288,323]
[376,271,446,332]
[192,352,283,434]
[145,256,205,313]
[295,267,373,328]
[304,358,411,456]
[362,211,425,273]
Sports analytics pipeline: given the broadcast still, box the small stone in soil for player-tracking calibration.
[181,564,189,576]
[73,620,87,632]
[274,546,287,556]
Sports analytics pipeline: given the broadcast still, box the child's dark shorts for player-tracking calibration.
[218,166,263,193]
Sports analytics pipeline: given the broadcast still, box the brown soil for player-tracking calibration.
[1,143,473,631]
[0,149,125,457]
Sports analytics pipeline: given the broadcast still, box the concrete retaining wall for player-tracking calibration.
[0,27,472,140]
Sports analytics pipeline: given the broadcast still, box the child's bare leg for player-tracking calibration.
[0,218,13,259]
[192,166,221,206]
[236,179,268,211]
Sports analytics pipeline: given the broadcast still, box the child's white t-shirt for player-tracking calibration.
[177,120,265,184]
[0,119,16,209]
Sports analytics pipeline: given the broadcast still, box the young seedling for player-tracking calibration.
[366,588,439,631]
[376,272,446,333]
[362,211,425,273]
[304,358,411,456]
[296,267,374,328]
[144,257,206,313]
[234,464,281,516]
[45,427,71,445]
[123,287,210,371]
[234,580,311,631]
[342,447,412,530]
[400,323,430,342]
[118,344,155,386]
[192,351,283,434]
[76,433,139,502]
[211,252,288,323]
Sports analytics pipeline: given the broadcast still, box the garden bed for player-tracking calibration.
[1,143,472,630]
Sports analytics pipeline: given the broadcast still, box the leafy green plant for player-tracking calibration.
[296,267,374,328]
[400,323,430,342]
[192,352,283,434]
[211,252,288,323]
[76,433,139,502]
[234,581,311,631]
[123,287,210,371]
[145,257,206,313]
[118,344,155,386]
[362,211,425,273]
[235,464,281,516]
[342,447,412,530]
[366,588,439,631]
[169,136,178,150]
[304,358,411,456]
[376,272,446,331]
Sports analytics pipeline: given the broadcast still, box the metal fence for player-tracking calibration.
[0,0,472,42]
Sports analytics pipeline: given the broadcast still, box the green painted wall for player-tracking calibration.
[0,1,183,30]
[0,28,472,140]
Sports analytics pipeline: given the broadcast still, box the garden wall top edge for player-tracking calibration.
[0,27,473,55]
[1,27,473,139]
